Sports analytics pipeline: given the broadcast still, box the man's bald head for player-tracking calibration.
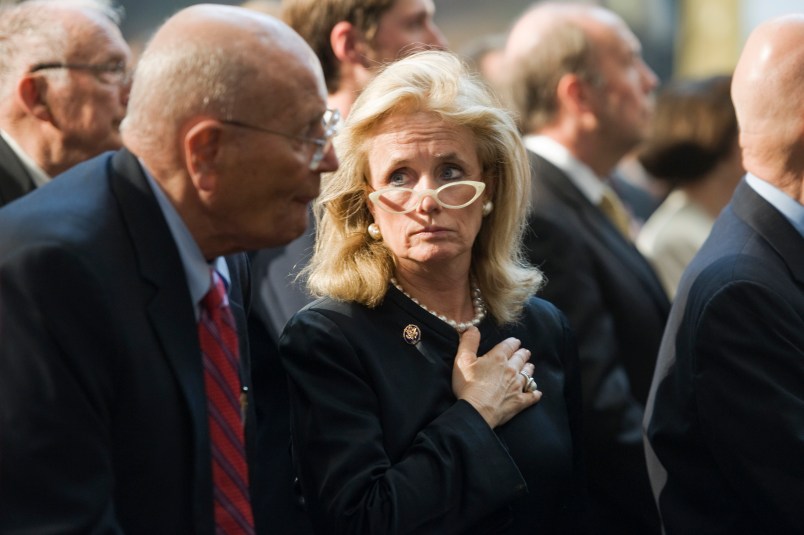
[122,4,323,166]
[504,2,645,129]
[504,2,656,173]
[732,14,804,184]
[120,4,335,257]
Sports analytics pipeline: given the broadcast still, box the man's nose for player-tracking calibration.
[314,143,339,173]
[426,21,448,50]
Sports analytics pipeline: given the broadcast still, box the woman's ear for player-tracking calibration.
[482,172,497,202]
[367,192,376,219]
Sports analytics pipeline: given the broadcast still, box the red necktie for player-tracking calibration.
[198,269,255,534]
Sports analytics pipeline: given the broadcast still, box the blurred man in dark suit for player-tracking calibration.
[644,14,804,533]
[0,0,131,207]
[504,3,668,532]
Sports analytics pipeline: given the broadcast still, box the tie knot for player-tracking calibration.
[202,270,228,311]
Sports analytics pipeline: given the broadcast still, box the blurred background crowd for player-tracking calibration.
[18,0,802,82]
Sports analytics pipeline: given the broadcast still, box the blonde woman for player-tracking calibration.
[279,51,585,534]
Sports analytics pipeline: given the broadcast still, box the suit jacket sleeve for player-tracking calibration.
[280,308,526,535]
[692,278,804,530]
[0,245,124,533]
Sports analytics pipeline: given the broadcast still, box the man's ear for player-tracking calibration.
[557,72,597,128]
[184,119,222,193]
[557,73,586,112]
[331,20,370,68]
[17,75,54,122]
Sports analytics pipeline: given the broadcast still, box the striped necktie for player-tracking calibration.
[199,269,255,534]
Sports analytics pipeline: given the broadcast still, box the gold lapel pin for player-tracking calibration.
[402,324,421,345]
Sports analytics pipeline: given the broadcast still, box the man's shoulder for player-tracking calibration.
[2,150,116,204]
[0,151,131,256]
[0,139,36,206]
[523,166,611,261]
[295,295,370,322]
[525,151,591,223]
[527,151,568,192]
[684,200,795,293]
[674,232,798,334]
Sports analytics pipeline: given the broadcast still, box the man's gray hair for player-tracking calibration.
[0,0,123,98]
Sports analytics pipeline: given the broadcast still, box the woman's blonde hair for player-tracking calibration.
[304,50,543,324]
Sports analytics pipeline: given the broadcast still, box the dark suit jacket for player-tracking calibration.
[522,152,669,533]
[0,149,252,534]
[280,288,587,534]
[249,213,316,534]
[644,179,804,534]
[0,134,36,208]
[251,215,315,342]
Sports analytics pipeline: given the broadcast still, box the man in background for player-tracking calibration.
[0,0,131,207]
[249,2,446,531]
[644,14,804,533]
[460,32,507,93]
[0,5,337,533]
[504,3,668,532]
[283,0,447,119]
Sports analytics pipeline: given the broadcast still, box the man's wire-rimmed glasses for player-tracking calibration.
[220,108,341,171]
[29,60,131,85]
[369,180,486,214]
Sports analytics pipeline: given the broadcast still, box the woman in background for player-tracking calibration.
[636,75,743,298]
[279,51,586,534]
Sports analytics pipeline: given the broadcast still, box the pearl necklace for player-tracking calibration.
[391,277,487,332]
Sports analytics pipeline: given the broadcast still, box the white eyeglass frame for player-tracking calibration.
[368,180,486,214]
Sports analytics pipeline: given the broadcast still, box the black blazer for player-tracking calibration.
[248,214,317,535]
[0,134,36,208]
[280,287,587,534]
[644,179,804,533]
[522,152,669,533]
[0,149,252,534]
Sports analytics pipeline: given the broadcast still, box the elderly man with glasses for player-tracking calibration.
[0,4,337,533]
[0,0,132,208]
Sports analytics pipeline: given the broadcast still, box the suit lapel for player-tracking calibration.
[732,180,804,286]
[108,149,211,479]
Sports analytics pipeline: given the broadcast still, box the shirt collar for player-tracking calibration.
[745,173,804,237]
[0,129,51,187]
[524,134,606,204]
[140,159,230,319]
